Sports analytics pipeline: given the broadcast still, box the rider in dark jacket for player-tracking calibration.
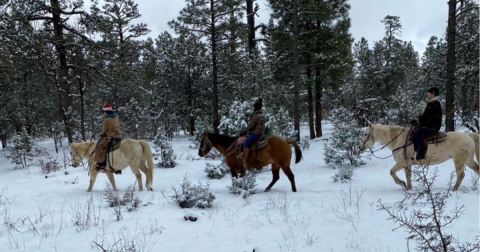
[410,87,442,161]
[240,98,266,163]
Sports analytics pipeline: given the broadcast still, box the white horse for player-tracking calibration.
[69,139,154,192]
[360,123,479,191]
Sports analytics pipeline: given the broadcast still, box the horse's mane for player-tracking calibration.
[207,132,237,147]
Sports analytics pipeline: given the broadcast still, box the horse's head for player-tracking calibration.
[69,143,83,168]
[198,131,212,157]
[359,123,375,152]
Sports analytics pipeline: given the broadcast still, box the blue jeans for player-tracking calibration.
[413,127,435,156]
[243,134,260,148]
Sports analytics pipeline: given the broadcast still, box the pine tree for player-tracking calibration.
[169,0,244,133]
[153,127,177,168]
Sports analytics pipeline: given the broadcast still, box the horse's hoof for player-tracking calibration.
[292,189,297,192]
[264,188,271,192]
[400,181,407,188]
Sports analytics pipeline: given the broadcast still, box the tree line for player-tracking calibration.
[0,0,478,148]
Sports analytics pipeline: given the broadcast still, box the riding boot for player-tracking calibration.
[243,148,249,164]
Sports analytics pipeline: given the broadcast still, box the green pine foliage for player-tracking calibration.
[153,127,177,168]
[227,171,258,195]
[8,127,33,169]
[205,157,230,179]
[324,121,365,182]
[172,176,215,209]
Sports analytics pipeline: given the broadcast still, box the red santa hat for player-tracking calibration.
[102,104,113,111]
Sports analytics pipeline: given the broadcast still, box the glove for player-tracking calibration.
[410,119,418,126]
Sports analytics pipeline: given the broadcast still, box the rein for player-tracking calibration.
[365,127,406,160]
[224,140,238,157]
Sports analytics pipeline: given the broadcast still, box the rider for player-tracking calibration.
[409,87,442,161]
[94,104,122,170]
[240,98,266,164]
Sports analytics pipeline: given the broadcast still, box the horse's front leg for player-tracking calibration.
[390,162,408,188]
[88,166,99,192]
[227,160,240,178]
[404,164,412,190]
[106,172,117,191]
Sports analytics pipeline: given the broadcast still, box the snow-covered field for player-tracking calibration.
[0,123,478,252]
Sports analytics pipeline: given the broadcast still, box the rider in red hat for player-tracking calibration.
[94,104,122,170]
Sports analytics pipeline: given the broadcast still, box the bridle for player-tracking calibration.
[360,126,375,152]
[361,126,406,159]
[71,143,93,171]
[200,132,212,156]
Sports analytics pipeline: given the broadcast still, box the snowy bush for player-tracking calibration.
[39,156,61,174]
[332,166,354,183]
[104,183,142,211]
[267,107,297,139]
[227,171,258,195]
[153,127,177,168]
[218,99,296,140]
[172,176,215,209]
[300,136,310,150]
[324,122,365,182]
[7,127,33,169]
[219,100,251,135]
[205,159,230,179]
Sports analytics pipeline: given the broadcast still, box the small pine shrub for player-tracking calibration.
[39,157,61,174]
[324,122,365,182]
[332,166,354,183]
[205,158,230,179]
[153,127,177,168]
[8,127,33,169]
[172,176,215,209]
[227,171,258,195]
[300,136,310,150]
[104,183,141,210]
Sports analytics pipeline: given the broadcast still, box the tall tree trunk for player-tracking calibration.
[292,0,300,142]
[51,0,74,142]
[246,0,257,91]
[78,76,86,141]
[246,0,255,56]
[0,134,6,149]
[306,54,315,139]
[187,71,195,136]
[445,0,457,131]
[315,66,323,137]
[211,0,220,133]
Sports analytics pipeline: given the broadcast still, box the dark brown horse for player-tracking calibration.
[198,132,303,192]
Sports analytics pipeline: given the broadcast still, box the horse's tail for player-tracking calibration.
[468,132,479,162]
[287,140,303,164]
[139,140,154,190]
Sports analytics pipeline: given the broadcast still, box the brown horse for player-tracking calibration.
[198,132,303,192]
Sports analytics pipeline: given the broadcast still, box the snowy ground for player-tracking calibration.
[0,122,478,252]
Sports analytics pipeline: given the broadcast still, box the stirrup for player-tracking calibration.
[95,164,106,171]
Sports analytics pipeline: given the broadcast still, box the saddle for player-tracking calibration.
[107,137,122,153]
[235,135,268,168]
[406,127,447,154]
[235,135,268,152]
[93,137,122,174]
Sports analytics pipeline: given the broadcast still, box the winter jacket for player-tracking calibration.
[242,110,266,135]
[100,114,122,138]
[415,97,442,132]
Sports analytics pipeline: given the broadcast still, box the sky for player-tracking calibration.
[0,122,478,251]
[133,0,448,56]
